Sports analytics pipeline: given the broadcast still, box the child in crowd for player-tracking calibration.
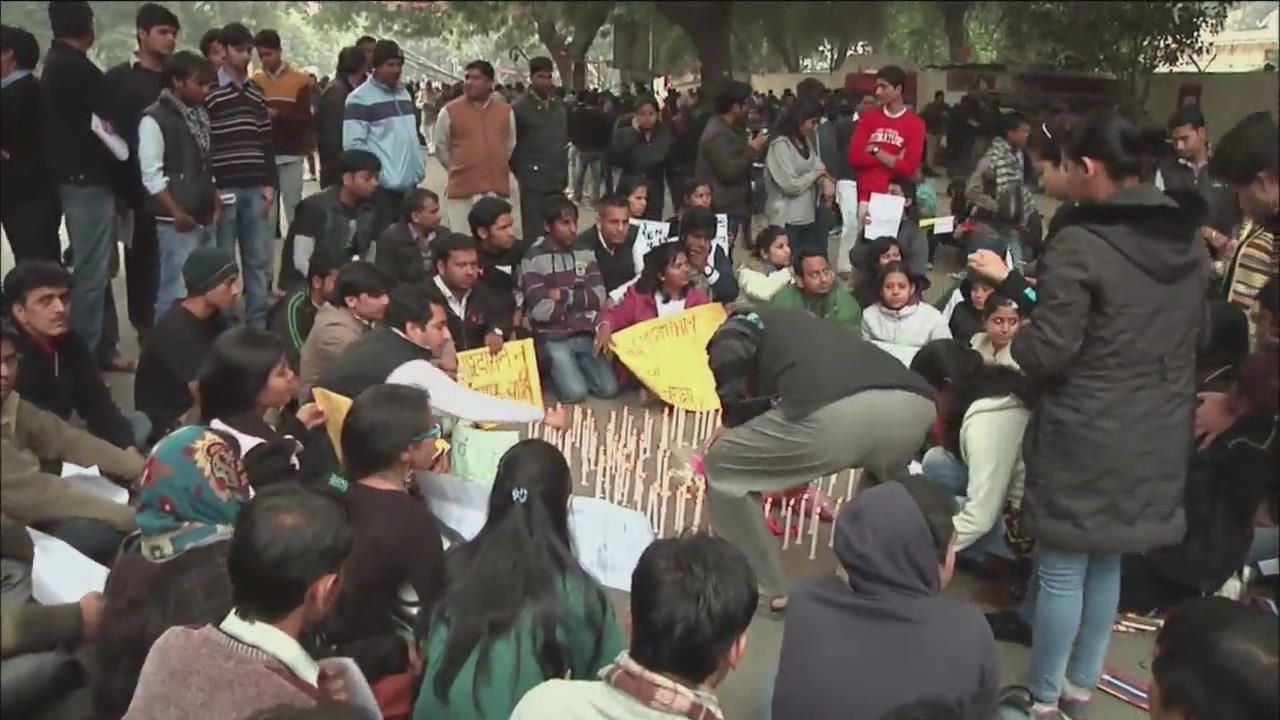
[737,226,794,304]
[666,178,714,239]
[970,295,1022,368]
[414,440,624,720]
[862,263,951,365]
[771,248,861,333]
[851,235,906,307]
[948,276,995,344]
[680,206,739,303]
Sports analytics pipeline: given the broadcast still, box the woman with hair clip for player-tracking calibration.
[414,439,624,720]
[764,98,835,256]
[970,111,1208,719]
[197,326,327,488]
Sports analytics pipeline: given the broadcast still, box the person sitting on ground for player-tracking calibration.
[197,327,327,489]
[280,149,381,292]
[135,247,239,442]
[511,534,757,720]
[680,206,738,304]
[969,295,1022,369]
[267,247,340,373]
[609,242,710,331]
[298,261,389,403]
[912,340,1034,569]
[469,196,530,334]
[323,384,446,687]
[615,175,651,221]
[576,193,638,300]
[1148,596,1278,720]
[373,187,449,286]
[1,321,142,565]
[520,197,619,404]
[664,178,714,241]
[94,426,251,719]
[4,262,149,450]
[413,439,625,720]
[1,513,104,717]
[737,226,794,305]
[770,248,861,333]
[888,177,931,278]
[123,484,354,719]
[851,235,906,308]
[862,263,951,365]
[771,478,998,719]
[947,276,995,345]
[423,233,512,354]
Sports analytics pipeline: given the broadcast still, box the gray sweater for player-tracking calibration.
[764,135,825,227]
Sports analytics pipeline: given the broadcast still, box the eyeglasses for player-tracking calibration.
[412,424,443,444]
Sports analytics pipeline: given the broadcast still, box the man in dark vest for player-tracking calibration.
[138,50,221,319]
[511,56,569,244]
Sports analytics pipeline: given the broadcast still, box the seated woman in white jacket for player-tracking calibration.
[861,262,951,366]
[910,339,1034,562]
[737,226,794,304]
[968,294,1023,369]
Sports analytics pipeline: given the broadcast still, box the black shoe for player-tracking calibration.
[986,609,1032,647]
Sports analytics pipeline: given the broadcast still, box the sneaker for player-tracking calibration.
[1058,695,1091,720]
[986,609,1032,646]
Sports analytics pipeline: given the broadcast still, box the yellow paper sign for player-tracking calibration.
[610,304,728,411]
[311,387,353,462]
[456,338,544,409]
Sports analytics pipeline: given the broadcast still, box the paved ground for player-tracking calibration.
[0,154,1148,718]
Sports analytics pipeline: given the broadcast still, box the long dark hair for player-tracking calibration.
[1062,110,1166,182]
[774,97,823,152]
[635,243,687,298]
[422,439,610,710]
[911,339,1037,454]
[198,327,288,422]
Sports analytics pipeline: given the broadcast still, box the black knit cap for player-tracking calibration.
[183,247,238,297]
[371,39,404,67]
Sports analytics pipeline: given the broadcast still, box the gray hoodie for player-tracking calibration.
[771,482,998,719]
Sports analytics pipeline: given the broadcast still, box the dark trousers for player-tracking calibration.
[124,208,159,335]
[519,188,562,246]
[1,190,62,264]
[370,187,405,252]
[45,518,125,565]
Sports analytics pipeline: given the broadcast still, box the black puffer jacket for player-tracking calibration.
[1013,184,1209,554]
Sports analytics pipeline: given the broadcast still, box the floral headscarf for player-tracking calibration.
[134,425,251,561]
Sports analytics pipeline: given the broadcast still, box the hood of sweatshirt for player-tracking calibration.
[1055,183,1204,284]
[836,481,940,599]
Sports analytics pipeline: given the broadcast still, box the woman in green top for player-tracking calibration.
[413,439,625,720]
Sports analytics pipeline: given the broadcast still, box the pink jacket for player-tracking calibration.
[609,286,711,331]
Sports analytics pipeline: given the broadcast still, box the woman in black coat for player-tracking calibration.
[993,112,1208,712]
[608,96,673,220]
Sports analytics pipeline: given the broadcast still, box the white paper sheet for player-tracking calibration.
[27,528,109,605]
[932,215,955,235]
[91,113,130,161]
[316,657,381,718]
[61,463,130,505]
[630,218,676,271]
[713,212,731,255]
[866,192,906,240]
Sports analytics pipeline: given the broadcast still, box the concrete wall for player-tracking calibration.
[1145,71,1279,142]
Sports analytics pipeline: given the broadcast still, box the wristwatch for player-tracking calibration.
[870,146,880,156]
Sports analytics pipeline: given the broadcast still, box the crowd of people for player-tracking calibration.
[1,1,1279,719]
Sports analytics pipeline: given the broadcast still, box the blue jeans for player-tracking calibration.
[543,334,619,403]
[1026,546,1121,702]
[215,186,270,327]
[920,446,1014,560]
[58,184,116,356]
[155,222,213,319]
[126,410,153,450]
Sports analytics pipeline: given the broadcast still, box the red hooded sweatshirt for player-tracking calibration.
[847,105,926,202]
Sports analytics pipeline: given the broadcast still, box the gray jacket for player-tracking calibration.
[696,114,756,219]
[1014,184,1209,554]
[510,92,569,192]
[764,135,826,227]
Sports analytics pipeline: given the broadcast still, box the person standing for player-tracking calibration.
[0,25,60,265]
[511,56,569,245]
[435,60,516,232]
[198,28,224,73]
[848,65,926,222]
[140,51,221,319]
[316,46,365,188]
[920,90,949,173]
[608,95,674,221]
[764,98,834,256]
[104,3,179,343]
[343,39,425,238]
[206,22,278,328]
[41,1,121,368]
[696,80,768,245]
[965,112,1034,264]
[569,94,611,204]
[1156,106,1241,254]
[252,29,312,240]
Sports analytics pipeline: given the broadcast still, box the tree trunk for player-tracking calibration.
[656,0,734,89]
[938,1,972,63]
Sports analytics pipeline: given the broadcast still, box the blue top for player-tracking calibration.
[342,78,426,192]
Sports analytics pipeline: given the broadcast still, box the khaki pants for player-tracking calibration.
[703,389,935,599]
[443,192,503,234]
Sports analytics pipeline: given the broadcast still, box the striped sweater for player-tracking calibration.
[519,239,606,340]
[205,68,278,189]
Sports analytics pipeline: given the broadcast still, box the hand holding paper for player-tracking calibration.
[866,192,906,240]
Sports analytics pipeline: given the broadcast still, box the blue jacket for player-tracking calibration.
[342,79,425,192]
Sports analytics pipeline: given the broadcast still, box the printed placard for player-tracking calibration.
[611,304,728,411]
[456,338,544,409]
